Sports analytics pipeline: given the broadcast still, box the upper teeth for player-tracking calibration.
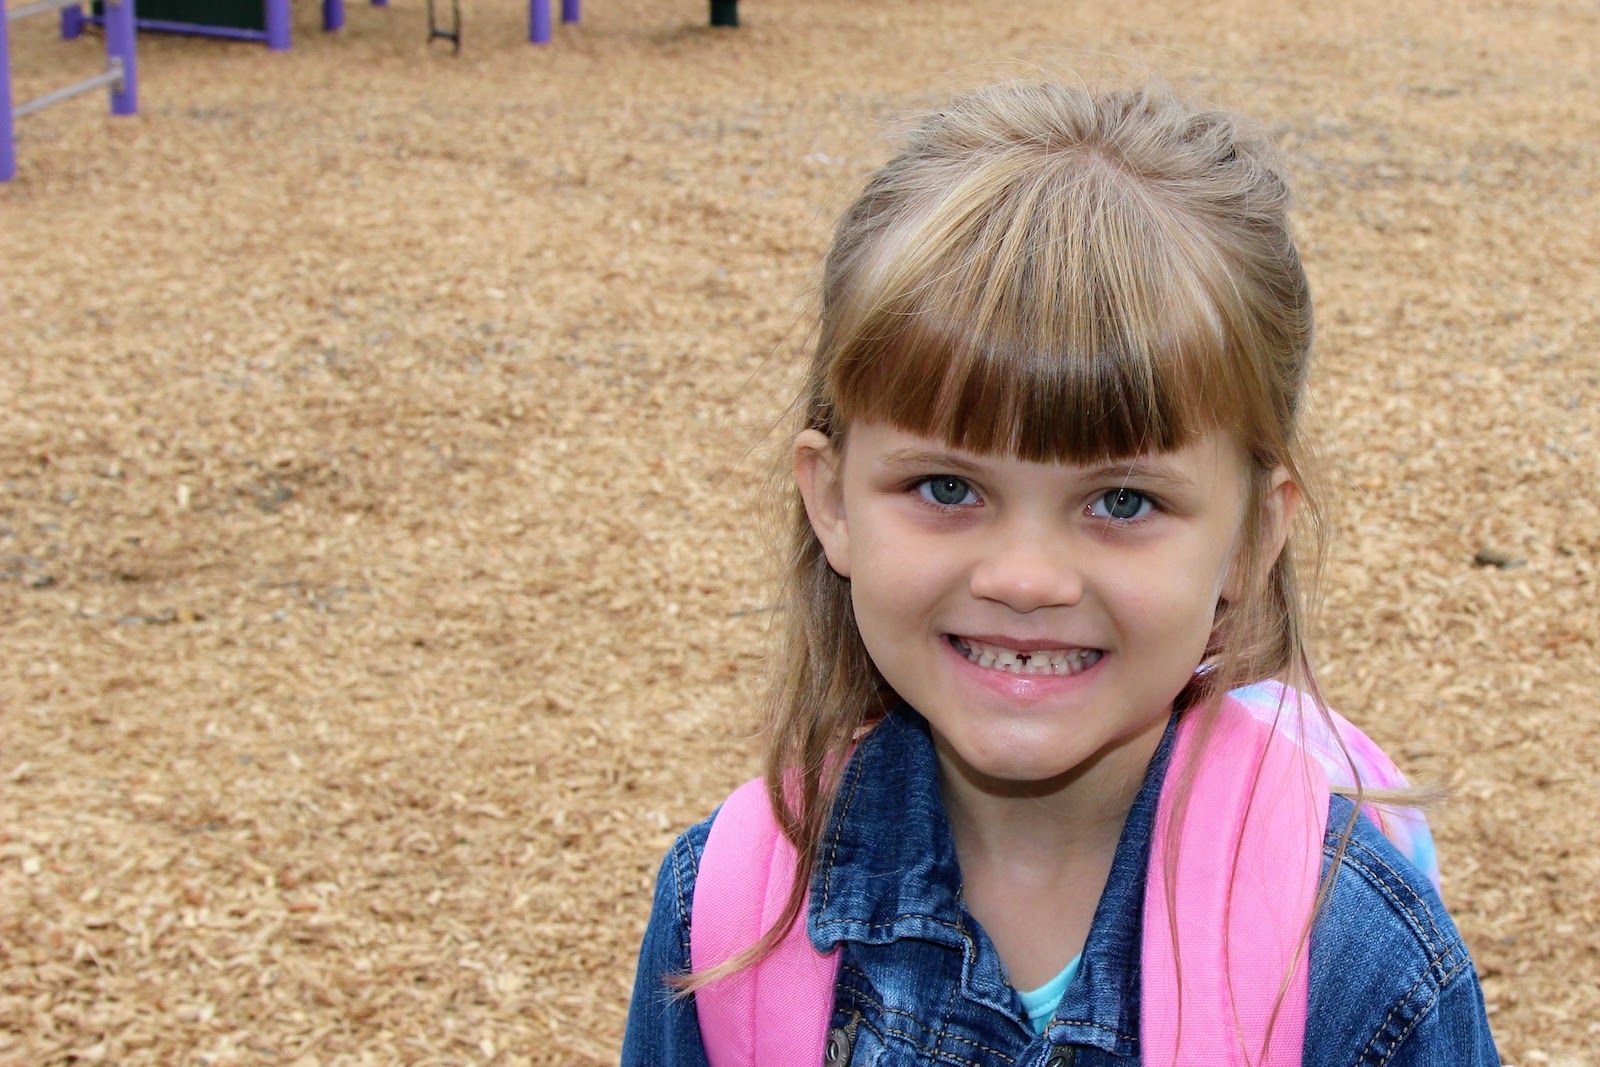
[955,637,1101,676]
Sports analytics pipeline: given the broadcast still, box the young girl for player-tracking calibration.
[622,81,1498,1066]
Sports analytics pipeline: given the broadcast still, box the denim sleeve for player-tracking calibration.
[620,818,714,1067]
[1377,971,1500,1067]
[1307,797,1501,1066]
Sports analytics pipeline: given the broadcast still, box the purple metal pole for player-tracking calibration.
[371,0,387,6]
[1,5,15,182]
[530,0,551,43]
[265,0,291,49]
[105,0,137,115]
[562,0,580,24]
[323,0,344,32]
[61,4,87,39]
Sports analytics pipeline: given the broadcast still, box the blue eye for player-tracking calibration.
[1092,488,1154,521]
[917,476,977,507]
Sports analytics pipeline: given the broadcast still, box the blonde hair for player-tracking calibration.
[697,80,1332,989]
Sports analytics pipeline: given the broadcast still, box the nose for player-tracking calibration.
[967,523,1084,613]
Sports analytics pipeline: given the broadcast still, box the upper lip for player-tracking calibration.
[951,633,1103,653]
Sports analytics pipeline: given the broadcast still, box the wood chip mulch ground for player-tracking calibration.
[3,0,1596,1063]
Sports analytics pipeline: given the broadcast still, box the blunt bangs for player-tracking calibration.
[821,150,1276,465]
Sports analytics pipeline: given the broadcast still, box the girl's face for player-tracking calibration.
[795,421,1294,794]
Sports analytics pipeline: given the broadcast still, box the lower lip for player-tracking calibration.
[943,637,1105,703]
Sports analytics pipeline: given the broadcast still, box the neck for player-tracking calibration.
[933,717,1168,989]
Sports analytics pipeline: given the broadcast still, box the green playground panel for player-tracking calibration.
[94,0,265,30]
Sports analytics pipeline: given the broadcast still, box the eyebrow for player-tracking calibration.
[877,448,1200,490]
[876,447,992,476]
[1080,460,1200,490]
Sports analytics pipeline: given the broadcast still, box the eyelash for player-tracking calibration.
[909,477,1163,525]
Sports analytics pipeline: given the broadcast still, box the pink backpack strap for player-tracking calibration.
[690,777,839,1067]
[1227,681,1439,892]
[1141,696,1325,1066]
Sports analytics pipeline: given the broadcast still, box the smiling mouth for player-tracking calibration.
[949,636,1104,676]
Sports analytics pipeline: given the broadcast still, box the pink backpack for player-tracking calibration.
[690,684,1435,1067]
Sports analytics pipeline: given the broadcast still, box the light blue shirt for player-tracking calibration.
[1019,956,1082,1034]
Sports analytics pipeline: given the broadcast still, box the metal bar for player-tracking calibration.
[1,0,15,181]
[139,19,264,41]
[265,0,290,49]
[61,4,86,39]
[9,0,91,22]
[13,64,119,117]
[562,0,579,24]
[104,0,135,114]
[530,0,550,43]
[90,17,267,42]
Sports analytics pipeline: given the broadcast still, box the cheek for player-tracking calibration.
[846,528,955,647]
[849,512,947,592]
[850,549,934,620]
[1111,550,1231,631]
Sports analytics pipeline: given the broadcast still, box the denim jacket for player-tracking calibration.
[622,706,1500,1066]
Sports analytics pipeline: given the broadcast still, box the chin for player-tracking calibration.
[946,732,1094,788]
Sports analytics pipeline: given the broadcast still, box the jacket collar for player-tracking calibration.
[807,703,1177,1056]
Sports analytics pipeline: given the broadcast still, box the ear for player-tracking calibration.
[1262,466,1302,567]
[1223,465,1301,602]
[793,428,851,579]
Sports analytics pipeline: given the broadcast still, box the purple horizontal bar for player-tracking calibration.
[132,18,268,40]
[82,14,268,41]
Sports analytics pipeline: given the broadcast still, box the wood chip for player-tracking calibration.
[3,0,1596,1063]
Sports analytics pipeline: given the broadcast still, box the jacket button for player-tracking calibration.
[1044,1049,1075,1067]
[823,1024,855,1066]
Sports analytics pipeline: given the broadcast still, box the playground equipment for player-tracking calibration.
[65,0,576,50]
[426,0,459,50]
[62,0,387,51]
[2,0,137,181]
[529,0,579,43]
[426,0,581,47]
